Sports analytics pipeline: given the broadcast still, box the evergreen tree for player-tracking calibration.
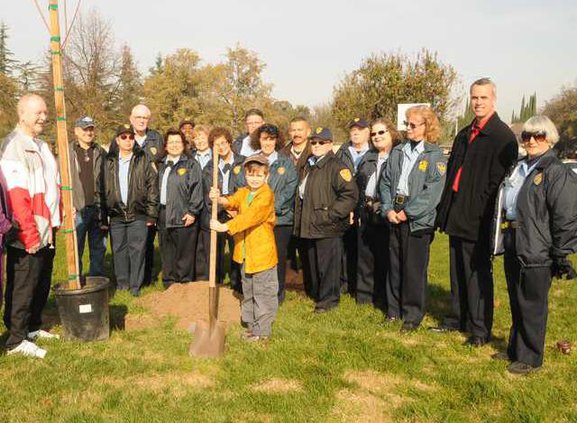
[0,22,17,75]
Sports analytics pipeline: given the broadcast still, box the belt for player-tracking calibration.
[394,194,408,205]
[500,220,518,231]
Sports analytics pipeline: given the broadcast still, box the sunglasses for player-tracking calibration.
[119,134,135,140]
[310,139,331,146]
[371,130,388,137]
[404,121,425,129]
[521,131,547,142]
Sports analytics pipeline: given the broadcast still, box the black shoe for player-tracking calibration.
[491,352,511,361]
[400,322,419,333]
[465,335,489,347]
[507,361,540,375]
[385,316,400,323]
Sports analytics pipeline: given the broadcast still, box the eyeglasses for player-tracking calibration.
[371,130,388,137]
[310,139,331,146]
[521,131,547,142]
[404,121,425,130]
[119,134,135,140]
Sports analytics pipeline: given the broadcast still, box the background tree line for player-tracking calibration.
[1,10,576,148]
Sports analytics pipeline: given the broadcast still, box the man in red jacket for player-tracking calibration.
[0,94,61,359]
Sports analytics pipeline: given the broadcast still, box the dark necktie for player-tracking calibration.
[222,163,231,174]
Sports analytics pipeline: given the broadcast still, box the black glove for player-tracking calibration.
[551,257,577,280]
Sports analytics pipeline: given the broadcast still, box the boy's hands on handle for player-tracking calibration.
[210,219,228,233]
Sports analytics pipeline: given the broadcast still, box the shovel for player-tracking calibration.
[190,145,226,357]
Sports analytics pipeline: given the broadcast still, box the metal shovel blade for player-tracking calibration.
[189,319,226,357]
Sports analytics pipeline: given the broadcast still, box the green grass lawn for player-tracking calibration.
[1,233,577,422]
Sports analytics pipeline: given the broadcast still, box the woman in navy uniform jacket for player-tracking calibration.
[251,124,298,302]
[157,129,203,287]
[379,106,446,331]
[492,115,577,374]
[200,127,245,287]
[355,118,400,306]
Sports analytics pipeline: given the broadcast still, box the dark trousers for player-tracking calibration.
[503,230,551,367]
[142,225,157,286]
[158,208,199,286]
[287,235,299,271]
[302,237,342,310]
[356,211,389,307]
[449,235,494,338]
[274,225,292,303]
[195,228,209,280]
[387,222,432,324]
[3,246,55,349]
[110,219,148,294]
[75,205,107,277]
[341,225,357,295]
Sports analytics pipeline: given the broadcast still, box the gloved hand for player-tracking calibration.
[551,257,577,280]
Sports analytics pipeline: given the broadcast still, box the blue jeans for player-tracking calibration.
[75,205,107,277]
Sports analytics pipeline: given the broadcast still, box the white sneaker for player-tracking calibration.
[7,340,47,359]
[28,330,60,341]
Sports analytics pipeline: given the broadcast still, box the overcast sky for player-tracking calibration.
[4,0,577,123]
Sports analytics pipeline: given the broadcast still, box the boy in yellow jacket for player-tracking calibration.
[210,154,278,341]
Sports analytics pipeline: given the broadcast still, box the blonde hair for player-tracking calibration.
[405,106,441,143]
[192,124,211,138]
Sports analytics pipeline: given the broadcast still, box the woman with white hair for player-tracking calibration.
[492,115,577,374]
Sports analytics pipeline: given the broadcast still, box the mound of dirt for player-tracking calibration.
[125,282,241,331]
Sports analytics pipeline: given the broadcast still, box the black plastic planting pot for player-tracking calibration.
[53,276,110,341]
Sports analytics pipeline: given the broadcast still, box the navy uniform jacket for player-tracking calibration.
[335,141,371,175]
[379,141,446,233]
[158,156,203,228]
[268,153,298,226]
[492,149,577,265]
[294,151,358,239]
[200,154,246,230]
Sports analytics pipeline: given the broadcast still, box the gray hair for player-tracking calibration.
[470,77,497,97]
[523,115,560,145]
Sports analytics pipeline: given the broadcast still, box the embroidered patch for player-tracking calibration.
[277,166,285,175]
[150,147,157,156]
[340,168,352,182]
[418,160,429,172]
[177,168,187,176]
[354,117,360,122]
[534,172,543,185]
[315,127,323,134]
[233,165,241,175]
[436,162,446,175]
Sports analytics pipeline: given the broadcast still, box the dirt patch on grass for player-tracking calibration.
[331,370,419,422]
[251,378,304,393]
[97,371,215,398]
[125,282,241,331]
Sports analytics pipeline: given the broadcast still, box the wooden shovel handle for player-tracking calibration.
[209,145,219,289]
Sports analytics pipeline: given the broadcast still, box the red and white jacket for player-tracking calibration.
[0,127,61,250]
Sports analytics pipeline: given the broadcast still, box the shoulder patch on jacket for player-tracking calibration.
[436,162,446,175]
[533,172,543,186]
[177,168,187,176]
[233,165,241,175]
[277,166,285,175]
[418,160,429,172]
[339,168,352,182]
[150,147,157,156]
